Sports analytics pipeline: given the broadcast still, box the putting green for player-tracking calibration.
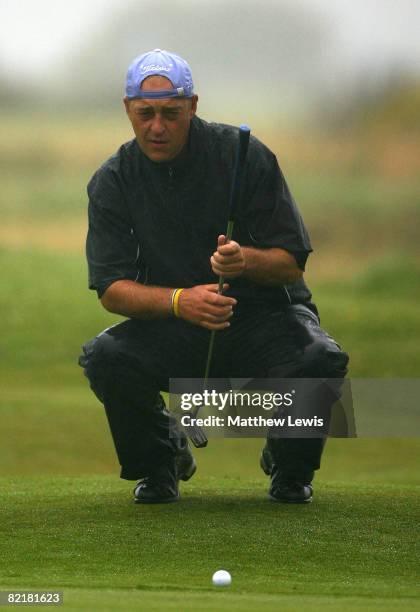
[1,475,419,611]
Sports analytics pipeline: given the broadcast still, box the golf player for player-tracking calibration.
[79,49,349,504]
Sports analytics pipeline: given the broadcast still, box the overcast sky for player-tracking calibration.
[1,0,420,81]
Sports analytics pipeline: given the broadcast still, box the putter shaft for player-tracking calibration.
[187,127,251,448]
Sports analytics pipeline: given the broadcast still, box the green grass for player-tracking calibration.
[313,257,420,377]
[0,248,118,384]
[1,381,420,482]
[0,248,419,609]
[1,112,420,610]
[0,476,419,611]
[2,248,420,383]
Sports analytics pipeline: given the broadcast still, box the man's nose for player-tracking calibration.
[150,113,166,135]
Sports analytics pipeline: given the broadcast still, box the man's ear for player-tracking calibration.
[123,96,131,114]
[190,94,198,116]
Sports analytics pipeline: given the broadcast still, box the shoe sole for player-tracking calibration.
[134,494,180,504]
[268,493,313,504]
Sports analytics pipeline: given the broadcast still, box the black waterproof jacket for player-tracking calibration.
[86,116,315,309]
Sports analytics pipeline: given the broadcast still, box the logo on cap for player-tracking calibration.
[141,63,173,74]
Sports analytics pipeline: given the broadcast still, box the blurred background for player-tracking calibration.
[1,0,419,480]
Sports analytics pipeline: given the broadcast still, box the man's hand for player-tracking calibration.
[211,235,303,286]
[178,283,237,330]
[210,235,246,279]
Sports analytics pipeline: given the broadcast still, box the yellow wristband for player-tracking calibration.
[173,288,184,318]
[170,288,177,312]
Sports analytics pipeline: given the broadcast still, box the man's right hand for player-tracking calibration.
[177,284,237,330]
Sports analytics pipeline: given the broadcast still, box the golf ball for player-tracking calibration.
[212,569,232,586]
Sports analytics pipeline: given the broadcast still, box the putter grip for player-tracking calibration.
[229,125,251,220]
[238,124,251,165]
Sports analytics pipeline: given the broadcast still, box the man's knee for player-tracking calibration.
[78,331,120,401]
[79,331,119,372]
[287,304,349,378]
[302,340,349,378]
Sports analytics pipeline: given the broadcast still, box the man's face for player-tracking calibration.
[124,76,198,162]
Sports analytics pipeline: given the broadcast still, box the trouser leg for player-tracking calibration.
[79,301,348,484]
[79,318,207,480]
[269,312,349,482]
[216,305,349,482]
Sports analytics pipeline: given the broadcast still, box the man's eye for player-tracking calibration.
[137,111,153,119]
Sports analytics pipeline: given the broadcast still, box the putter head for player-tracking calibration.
[188,424,208,448]
[185,403,208,447]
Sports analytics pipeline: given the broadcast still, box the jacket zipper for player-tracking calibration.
[168,167,174,191]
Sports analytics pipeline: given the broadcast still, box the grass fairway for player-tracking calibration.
[1,476,419,611]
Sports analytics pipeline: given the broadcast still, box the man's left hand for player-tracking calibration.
[210,235,246,278]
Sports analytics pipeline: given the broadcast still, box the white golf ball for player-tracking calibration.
[212,569,232,586]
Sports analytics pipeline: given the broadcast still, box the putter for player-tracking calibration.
[187,124,251,448]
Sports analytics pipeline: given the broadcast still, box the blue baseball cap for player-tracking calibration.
[125,49,194,99]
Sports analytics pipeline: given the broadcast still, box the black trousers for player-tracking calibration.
[79,303,348,481]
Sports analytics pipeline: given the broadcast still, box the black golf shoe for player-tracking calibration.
[269,481,313,504]
[134,463,179,504]
[260,444,313,504]
[134,440,196,504]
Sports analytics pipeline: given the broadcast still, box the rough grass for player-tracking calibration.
[1,248,420,383]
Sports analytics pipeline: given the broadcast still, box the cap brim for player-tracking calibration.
[128,88,191,99]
